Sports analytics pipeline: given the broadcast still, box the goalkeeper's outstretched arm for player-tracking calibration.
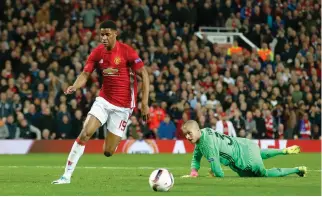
[209,158,224,177]
[191,146,202,171]
[205,142,224,177]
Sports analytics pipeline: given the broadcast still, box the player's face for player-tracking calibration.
[100,28,117,50]
[183,128,200,144]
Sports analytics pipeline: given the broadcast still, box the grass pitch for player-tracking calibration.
[0,153,320,196]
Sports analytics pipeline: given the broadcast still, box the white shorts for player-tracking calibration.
[88,97,133,137]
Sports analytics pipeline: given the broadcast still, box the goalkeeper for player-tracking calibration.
[181,120,307,178]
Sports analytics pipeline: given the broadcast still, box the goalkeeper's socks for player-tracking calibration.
[260,149,284,160]
[266,168,299,177]
[63,138,86,179]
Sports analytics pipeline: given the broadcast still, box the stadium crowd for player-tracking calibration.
[0,0,320,140]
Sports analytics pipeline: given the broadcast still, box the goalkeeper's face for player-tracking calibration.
[182,121,201,144]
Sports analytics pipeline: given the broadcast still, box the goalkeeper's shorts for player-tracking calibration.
[233,142,267,177]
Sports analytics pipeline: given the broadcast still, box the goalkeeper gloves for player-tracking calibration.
[190,169,198,177]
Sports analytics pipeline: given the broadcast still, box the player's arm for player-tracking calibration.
[71,72,90,88]
[181,146,202,178]
[135,67,149,106]
[208,156,224,178]
[136,66,149,121]
[65,49,97,94]
[190,145,202,174]
[204,137,224,178]
[128,47,150,121]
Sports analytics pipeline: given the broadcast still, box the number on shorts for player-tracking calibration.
[119,120,127,131]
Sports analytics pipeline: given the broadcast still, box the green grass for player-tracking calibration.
[0,153,320,196]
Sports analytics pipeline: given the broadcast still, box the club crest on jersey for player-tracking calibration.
[114,56,121,65]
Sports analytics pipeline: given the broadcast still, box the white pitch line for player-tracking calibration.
[0,165,183,170]
[0,165,321,172]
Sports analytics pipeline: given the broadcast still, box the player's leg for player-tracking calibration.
[103,104,132,157]
[260,149,284,159]
[52,98,107,184]
[248,143,307,177]
[65,115,102,176]
[103,131,122,157]
[260,145,301,160]
[265,166,307,177]
[52,115,101,184]
[235,168,258,177]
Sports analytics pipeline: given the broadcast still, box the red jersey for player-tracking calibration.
[148,107,166,130]
[83,42,144,108]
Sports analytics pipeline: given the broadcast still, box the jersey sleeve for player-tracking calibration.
[202,134,224,177]
[126,46,144,71]
[83,48,99,73]
[191,145,202,171]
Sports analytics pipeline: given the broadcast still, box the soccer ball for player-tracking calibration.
[148,168,174,192]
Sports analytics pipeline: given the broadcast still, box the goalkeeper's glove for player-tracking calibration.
[190,169,198,177]
[181,169,198,178]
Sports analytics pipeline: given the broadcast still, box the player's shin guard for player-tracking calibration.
[266,168,299,177]
[63,138,86,179]
[260,149,284,160]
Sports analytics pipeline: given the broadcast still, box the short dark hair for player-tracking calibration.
[99,20,117,30]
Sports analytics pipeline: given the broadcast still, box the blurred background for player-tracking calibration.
[0,0,320,141]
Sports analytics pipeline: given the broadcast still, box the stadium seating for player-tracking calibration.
[0,0,320,140]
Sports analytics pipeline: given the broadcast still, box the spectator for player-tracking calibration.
[158,114,176,139]
[277,124,285,139]
[24,104,40,127]
[36,3,50,24]
[0,119,9,139]
[231,110,245,137]
[264,110,275,138]
[258,42,273,62]
[295,113,311,139]
[42,128,55,140]
[5,115,18,139]
[311,124,321,140]
[225,13,241,29]
[292,84,303,104]
[16,119,41,139]
[240,0,253,20]
[198,115,210,129]
[148,102,165,137]
[275,30,288,55]
[227,40,243,57]
[56,114,72,139]
[176,112,189,140]
[0,92,12,118]
[216,113,237,137]
[34,83,49,100]
[250,5,265,25]
[132,0,146,23]
[12,93,22,112]
[127,115,150,139]
[80,3,100,29]
[253,109,266,139]
[244,111,257,139]
[71,109,83,139]
[38,107,54,134]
